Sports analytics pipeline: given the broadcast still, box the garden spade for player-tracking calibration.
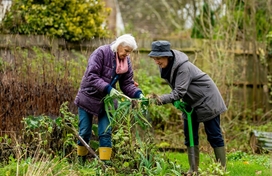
[173,101,196,172]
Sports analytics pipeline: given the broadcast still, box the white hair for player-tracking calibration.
[110,34,137,52]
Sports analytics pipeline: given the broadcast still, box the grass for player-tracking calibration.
[1,151,270,176]
[166,151,271,176]
[0,155,79,176]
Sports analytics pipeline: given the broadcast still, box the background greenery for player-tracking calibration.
[0,0,111,41]
[0,0,271,175]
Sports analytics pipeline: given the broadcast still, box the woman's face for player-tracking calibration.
[117,45,132,60]
[151,56,169,68]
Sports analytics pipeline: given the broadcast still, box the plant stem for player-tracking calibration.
[119,93,132,101]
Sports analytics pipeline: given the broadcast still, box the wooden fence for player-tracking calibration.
[0,35,271,132]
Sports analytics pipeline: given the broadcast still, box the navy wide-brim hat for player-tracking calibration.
[148,40,173,57]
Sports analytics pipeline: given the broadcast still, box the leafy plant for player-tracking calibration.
[198,162,229,176]
[19,102,79,158]
[104,94,151,131]
[228,151,270,168]
[0,135,14,164]
[103,94,153,171]
[1,0,111,42]
[102,93,188,175]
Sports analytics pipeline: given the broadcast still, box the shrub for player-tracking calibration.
[0,0,111,42]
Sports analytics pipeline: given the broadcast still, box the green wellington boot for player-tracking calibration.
[186,145,199,175]
[214,146,226,169]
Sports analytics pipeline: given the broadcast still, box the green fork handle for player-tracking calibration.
[186,109,194,147]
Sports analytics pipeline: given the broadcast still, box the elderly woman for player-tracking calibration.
[74,34,144,164]
[148,40,227,175]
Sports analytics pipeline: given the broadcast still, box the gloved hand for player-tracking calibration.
[173,100,184,110]
[139,94,149,106]
[173,100,192,113]
[139,93,145,99]
[109,88,120,97]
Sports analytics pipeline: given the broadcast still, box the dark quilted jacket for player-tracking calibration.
[159,50,227,122]
[74,44,142,116]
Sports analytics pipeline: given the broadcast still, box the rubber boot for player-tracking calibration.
[214,146,226,169]
[186,146,199,176]
[99,147,112,161]
[99,147,112,166]
[77,145,88,165]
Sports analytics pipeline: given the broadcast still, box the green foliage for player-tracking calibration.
[265,31,272,103]
[255,9,272,41]
[228,151,270,168]
[0,156,20,176]
[1,150,270,175]
[191,2,215,39]
[227,151,246,161]
[22,115,55,146]
[104,95,152,130]
[0,0,111,42]
[227,151,271,176]
[20,102,79,158]
[216,0,272,41]
[103,94,186,174]
[198,162,229,176]
[0,57,7,72]
[104,93,153,172]
[267,31,272,55]
[168,151,271,176]
[0,155,78,176]
[134,66,173,124]
[0,135,14,164]
[12,46,87,87]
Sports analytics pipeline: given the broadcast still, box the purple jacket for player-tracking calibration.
[74,44,142,116]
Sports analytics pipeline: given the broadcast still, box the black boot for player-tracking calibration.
[78,155,87,166]
[214,146,226,169]
[186,146,199,175]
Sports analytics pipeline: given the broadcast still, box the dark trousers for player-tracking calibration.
[78,107,112,147]
[184,114,224,148]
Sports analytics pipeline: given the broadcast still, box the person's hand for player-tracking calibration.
[139,93,151,106]
[147,93,162,105]
[134,81,139,87]
[109,88,120,97]
[139,93,145,99]
[140,95,149,106]
[173,100,192,112]
[173,100,183,110]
